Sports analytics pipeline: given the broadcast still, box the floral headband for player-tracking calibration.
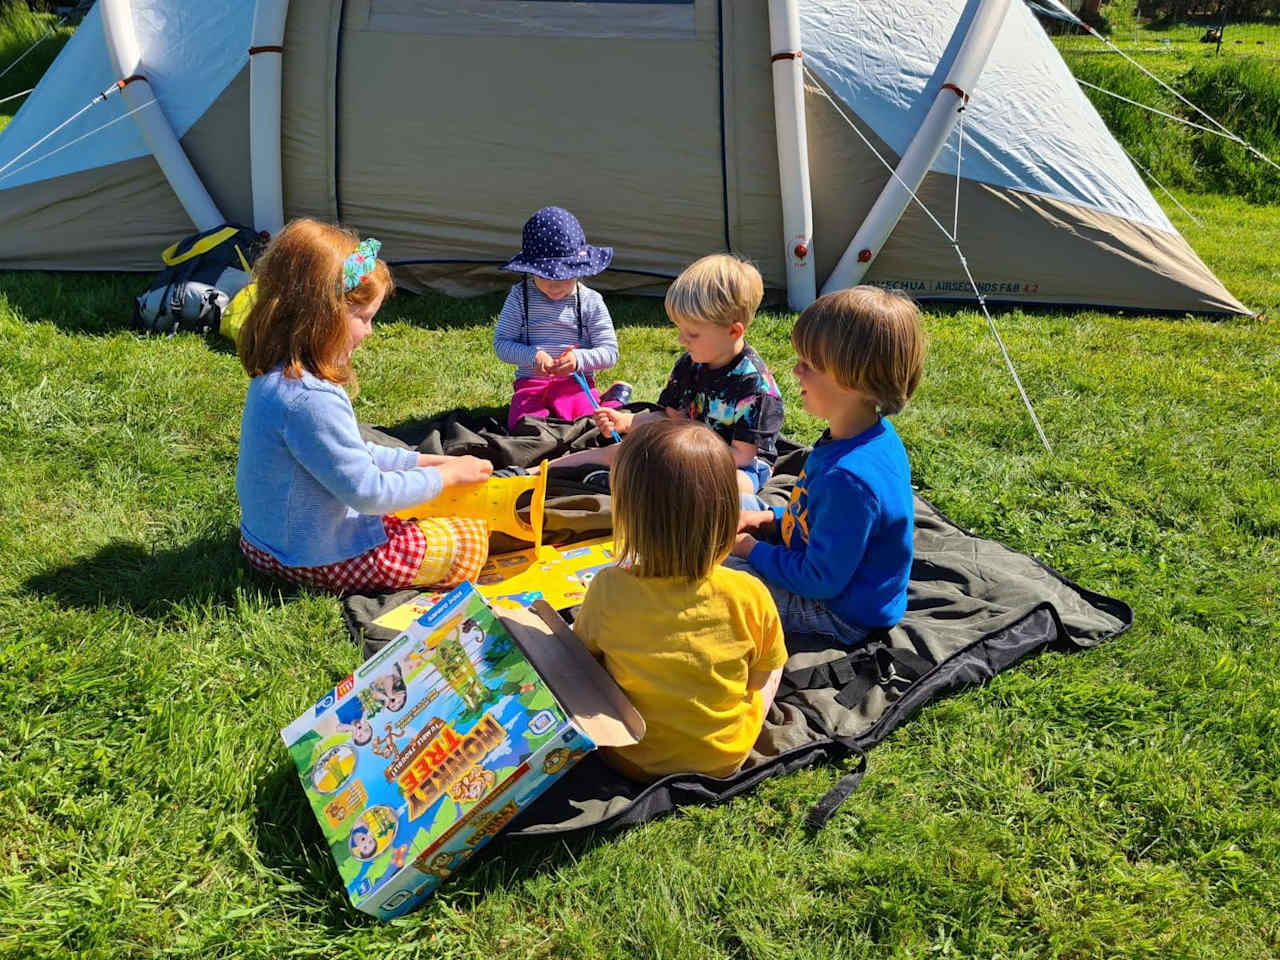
[341,238,381,294]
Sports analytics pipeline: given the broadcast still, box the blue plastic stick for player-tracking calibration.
[571,371,622,443]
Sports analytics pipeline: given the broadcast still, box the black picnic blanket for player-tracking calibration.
[344,410,1132,832]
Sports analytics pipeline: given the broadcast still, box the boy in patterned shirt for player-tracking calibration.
[552,254,784,504]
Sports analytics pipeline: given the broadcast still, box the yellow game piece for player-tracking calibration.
[395,463,548,550]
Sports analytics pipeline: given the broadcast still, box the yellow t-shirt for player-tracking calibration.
[573,564,787,780]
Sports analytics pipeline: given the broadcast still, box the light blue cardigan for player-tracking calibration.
[236,368,443,567]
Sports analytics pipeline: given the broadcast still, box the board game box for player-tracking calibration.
[281,582,643,919]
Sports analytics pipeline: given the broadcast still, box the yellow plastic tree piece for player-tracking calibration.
[395,464,548,550]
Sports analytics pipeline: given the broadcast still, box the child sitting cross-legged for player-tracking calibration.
[551,254,784,506]
[573,419,787,781]
[494,206,631,429]
[235,219,494,594]
[728,287,926,644]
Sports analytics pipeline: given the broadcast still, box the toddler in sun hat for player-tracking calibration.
[492,206,632,429]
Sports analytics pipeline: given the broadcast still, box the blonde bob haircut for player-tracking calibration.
[664,253,764,330]
[611,419,740,581]
[792,286,926,415]
[237,218,393,385]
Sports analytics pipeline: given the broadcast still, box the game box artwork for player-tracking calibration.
[281,583,643,919]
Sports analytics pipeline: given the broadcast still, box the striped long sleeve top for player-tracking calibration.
[492,280,619,379]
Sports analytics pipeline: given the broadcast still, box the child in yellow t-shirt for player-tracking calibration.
[573,419,787,781]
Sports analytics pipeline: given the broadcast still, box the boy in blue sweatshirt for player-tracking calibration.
[728,287,926,644]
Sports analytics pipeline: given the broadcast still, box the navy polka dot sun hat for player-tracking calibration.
[501,206,614,280]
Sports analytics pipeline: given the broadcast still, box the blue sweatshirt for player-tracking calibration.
[236,368,443,568]
[748,419,913,629]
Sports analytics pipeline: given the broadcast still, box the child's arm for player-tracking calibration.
[730,440,759,469]
[284,389,452,514]
[740,471,878,601]
[728,392,783,467]
[366,439,422,472]
[571,294,619,374]
[493,287,546,371]
[590,406,669,436]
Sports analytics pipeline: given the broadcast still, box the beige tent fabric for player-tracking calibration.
[328,0,728,293]
[0,0,1246,315]
[803,72,1248,314]
[0,67,252,271]
[722,0,787,289]
[870,181,1247,314]
[281,0,343,223]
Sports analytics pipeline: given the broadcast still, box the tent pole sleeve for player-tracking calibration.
[820,0,1011,296]
[99,0,223,232]
[767,0,816,311]
[251,0,290,236]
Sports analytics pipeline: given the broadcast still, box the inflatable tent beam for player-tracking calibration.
[767,0,816,312]
[99,0,223,232]
[250,0,290,236]
[821,0,1012,295]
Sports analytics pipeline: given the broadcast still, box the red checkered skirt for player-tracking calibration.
[240,515,488,594]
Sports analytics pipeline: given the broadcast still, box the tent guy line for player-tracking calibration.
[805,63,1053,453]
[0,78,129,178]
[1076,78,1262,143]
[1118,144,1203,228]
[0,13,66,85]
[0,0,1247,316]
[0,87,33,107]
[1038,0,1280,177]
[0,96,156,185]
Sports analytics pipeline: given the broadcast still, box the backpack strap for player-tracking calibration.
[521,276,530,343]
[778,635,936,711]
[575,281,584,344]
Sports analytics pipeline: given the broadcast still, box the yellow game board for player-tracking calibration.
[372,538,617,632]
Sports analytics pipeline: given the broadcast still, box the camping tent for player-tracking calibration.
[0,0,1248,314]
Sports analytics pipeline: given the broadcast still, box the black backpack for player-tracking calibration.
[135,224,264,336]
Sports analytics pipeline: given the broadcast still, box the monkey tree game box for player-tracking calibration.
[281,583,643,919]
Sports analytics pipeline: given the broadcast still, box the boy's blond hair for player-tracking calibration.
[611,419,739,581]
[664,253,764,330]
[792,286,925,415]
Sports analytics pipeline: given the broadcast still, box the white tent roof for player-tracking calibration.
[804,0,1173,232]
[0,1,250,190]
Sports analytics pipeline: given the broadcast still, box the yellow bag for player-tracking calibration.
[220,280,258,344]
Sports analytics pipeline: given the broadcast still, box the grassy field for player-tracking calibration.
[0,3,72,134]
[2,3,1279,957]
[1,182,1277,958]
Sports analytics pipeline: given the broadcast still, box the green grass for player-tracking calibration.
[0,2,73,131]
[1,188,1278,958]
[1056,14,1280,202]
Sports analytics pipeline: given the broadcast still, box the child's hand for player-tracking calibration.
[737,509,775,535]
[435,455,493,487]
[533,350,556,376]
[548,349,577,377]
[593,407,633,435]
[731,533,757,558]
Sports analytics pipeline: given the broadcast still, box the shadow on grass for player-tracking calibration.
[20,528,300,617]
[0,271,148,335]
[252,751,603,925]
